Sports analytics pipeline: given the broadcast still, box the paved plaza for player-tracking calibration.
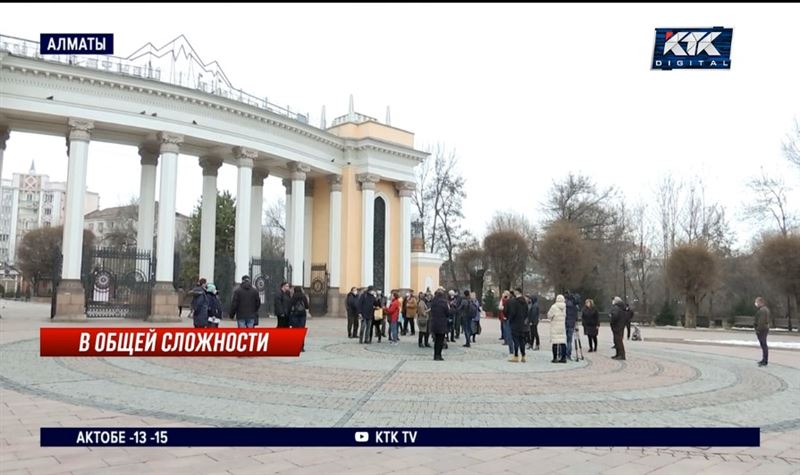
[1,300,799,474]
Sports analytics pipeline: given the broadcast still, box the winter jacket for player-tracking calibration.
[190,285,209,327]
[548,295,567,344]
[385,298,400,323]
[405,296,418,318]
[610,302,627,332]
[206,291,222,320]
[345,292,360,318]
[565,298,579,329]
[755,305,770,332]
[527,297,540,326]
[581,306,599,336]
[416,298,430,332]
[429,295,450,334]
[508,295,529,336]
[274,290,291,318]
[229,281,260,320]
[359,292,376,320]
[289,293,309,318]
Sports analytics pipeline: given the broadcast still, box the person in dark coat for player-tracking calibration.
[754,296,770,366]
[189,278,208,328]
[527,294,540,350]
[565,294,579,359]
[205,283,222,328]
[358,286,376,344]
[581,298,599,352]
[345,287,360,338]
[609,296,627,360]
[230,275,261,328]
[273,281,291,328]
[507,288,529,362]
[289,286,309,352]
[429,290,450,361]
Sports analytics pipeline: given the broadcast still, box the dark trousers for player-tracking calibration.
[434,333,446,359]
[276,315,289,328]
[513,334,527,357]
[587,334,598,351]
[448,320,455,341]
[418,332,429,347]
[626,321,632,339]
[403,317,415,335]
[613,329,625,359]
[359,317,373,343]
[463,320,472,346]
[757,330,769,363]
[529,323,540,347]
[552,343,566,361]
[347,313,359,338]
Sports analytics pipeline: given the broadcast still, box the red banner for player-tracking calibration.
[40,328,307,357]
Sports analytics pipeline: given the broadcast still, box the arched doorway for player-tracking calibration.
[373,196,386,292]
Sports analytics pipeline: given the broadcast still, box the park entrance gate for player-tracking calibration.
[81,247,154,318]
[250,258,291,317]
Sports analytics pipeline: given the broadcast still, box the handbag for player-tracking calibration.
[374,307,384,320]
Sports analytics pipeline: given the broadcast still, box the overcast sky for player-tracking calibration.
[2,3,799,250]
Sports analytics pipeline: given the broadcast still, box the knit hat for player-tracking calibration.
[206,283,217,294]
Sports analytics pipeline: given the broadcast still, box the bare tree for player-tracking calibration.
[745,168,795,236]
[784,119,800,171]
[666,242,720,328]
[262,198,285,259]
[757,233,800,331]
[538,220,592,295]
[483,230,528,291]
[628,203,656,315]
[543,173,618,240]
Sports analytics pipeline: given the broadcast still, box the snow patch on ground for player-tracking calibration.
[686,339,800,349]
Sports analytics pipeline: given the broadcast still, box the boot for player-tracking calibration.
[508,355,520,363]
[521,355,527,363]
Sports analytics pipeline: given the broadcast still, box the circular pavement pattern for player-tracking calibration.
[1,319,798,432]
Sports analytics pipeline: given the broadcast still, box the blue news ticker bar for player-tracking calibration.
[41,427,760,448]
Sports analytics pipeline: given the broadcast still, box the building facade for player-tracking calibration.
[84,203,189,248]
[0,162,99,264]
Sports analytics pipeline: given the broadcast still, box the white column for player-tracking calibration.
[199,157,222,281]
[283,179,292,264]
[303,183,314,288]
[358,173,379,287]
[250,168,269,262]
[327,175,342,289]
[0,128,8,186]
[397,182,414,289]
[61,119,93,280]
[234,147,257,283]
[289,162,310,287]
[136,146,158,253]
[154,132,183,283]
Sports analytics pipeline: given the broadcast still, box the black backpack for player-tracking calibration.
[292,298,306,315]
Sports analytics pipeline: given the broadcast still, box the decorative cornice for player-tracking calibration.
[0,56,347,151]
[252,168,270,185]
[138,146,159,167]
[288,161,311,181]
[0,127,9,150]
[157,131,183,154]
[328,174,343,192]
[282,178,292,192]
[357,173,380,191]
[67,118,94,142]
[396,181,416,197]
[233,146,257,168]
[199,156,223,177]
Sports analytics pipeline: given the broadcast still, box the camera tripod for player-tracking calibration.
[571,327,584,361]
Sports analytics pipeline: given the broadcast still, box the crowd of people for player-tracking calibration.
[343,285,637,363]
[184,277,772,367]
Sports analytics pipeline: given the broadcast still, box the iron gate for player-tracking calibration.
[82,247,154,318]
[250,257,290,317]
[309,263,329,315]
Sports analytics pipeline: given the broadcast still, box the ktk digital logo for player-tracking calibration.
[652,27,733,70]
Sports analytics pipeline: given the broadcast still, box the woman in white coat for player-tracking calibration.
[548,294,568,363]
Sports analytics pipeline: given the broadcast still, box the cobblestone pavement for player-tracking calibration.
[1,300,798,474]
